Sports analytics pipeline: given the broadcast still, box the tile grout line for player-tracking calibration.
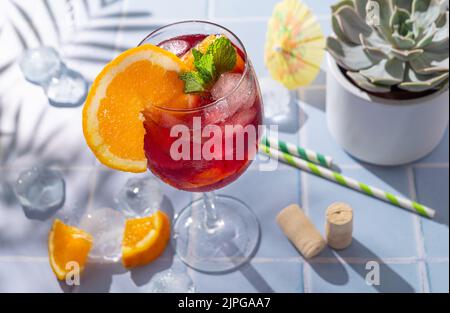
[0,256,48,263]
[326,163,449,170]
[210,14,330,22]
[1,255,447,264]
[407,166,431,293]
[298,89,311,293]
[0,165,98,171]
[100,15,329,25]
[412,163,450,169]
[299,85,327,91]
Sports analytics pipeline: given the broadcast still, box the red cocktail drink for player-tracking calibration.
[143,34,263,192]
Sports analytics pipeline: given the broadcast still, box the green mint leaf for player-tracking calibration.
[179,36,238,94]
[194,53,216,85]
[206,36,237,75]
[192,48,203,62]
[179,72,205,93]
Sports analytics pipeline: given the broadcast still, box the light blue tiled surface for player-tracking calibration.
[307,260,422,293]
[0,0,448,293]
[0,261,65,293]
[128,0,208,19]
[212,0,335,17]
[415,168,449,258]
[428,262,450,293]
[0,168,94,257]
[417,129,449,164]
[221,166,301,258]
[306,167,419,259]
[192,260,304,293]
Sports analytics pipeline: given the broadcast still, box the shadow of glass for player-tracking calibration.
[299,71,327,112]
[264,91,308,134]
[238,262,274,293]
[313,69,327,87]
[160,195,175,222]
[336,239,416,293]
[73,262,127,293]
[129,195,175,287]
[203,235,274,293]
[129,246,175,288]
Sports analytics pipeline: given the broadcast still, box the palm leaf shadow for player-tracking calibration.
[17,106,47,157]
[0,102,22,166]
[10,0,43,44]
[0,0,157,172]
[1,0,155,74]
[0,60,15,76]
[42,0,61,42]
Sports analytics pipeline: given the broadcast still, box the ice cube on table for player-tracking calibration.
[79,207,126,263]
[14,167,65,215]
[45,68,88,107]
[19,46,88,108]
[260,77,290,121]
[144,269,196,293]
[159,39,190,57]
[19,47,62,85]
[114,176,163,218]
[209,73,256,122]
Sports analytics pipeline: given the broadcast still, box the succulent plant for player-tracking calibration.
[327,0,449,93]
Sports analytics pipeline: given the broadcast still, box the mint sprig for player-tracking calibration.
[179,72,206,93]
[180,36,237,94]
[194,51,216,84]
[206,37,237,75]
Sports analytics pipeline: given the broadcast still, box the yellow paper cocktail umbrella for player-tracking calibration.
[265,0,325,90]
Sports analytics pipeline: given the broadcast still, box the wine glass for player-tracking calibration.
[140,21,264,273]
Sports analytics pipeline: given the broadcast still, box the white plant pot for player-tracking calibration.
[326,54,449,166]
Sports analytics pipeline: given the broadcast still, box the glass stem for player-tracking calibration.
[203,192,219,229]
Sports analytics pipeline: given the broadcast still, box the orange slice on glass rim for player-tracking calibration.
[83,44,196,173]
[48,219,93,281]
[121,211,171,268]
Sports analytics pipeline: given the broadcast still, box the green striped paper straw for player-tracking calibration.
[260,145,435,218]
[262,136,333,168]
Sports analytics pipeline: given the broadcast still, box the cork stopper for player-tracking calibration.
[276,204,326,259]
[325,202,353,250]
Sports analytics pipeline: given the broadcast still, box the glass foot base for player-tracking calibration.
[172,195,260,273]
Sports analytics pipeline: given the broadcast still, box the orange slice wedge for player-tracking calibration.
[48,219,93,281]
[83,44,194,173]
[121,211,171,268]
[182,34,245,73]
